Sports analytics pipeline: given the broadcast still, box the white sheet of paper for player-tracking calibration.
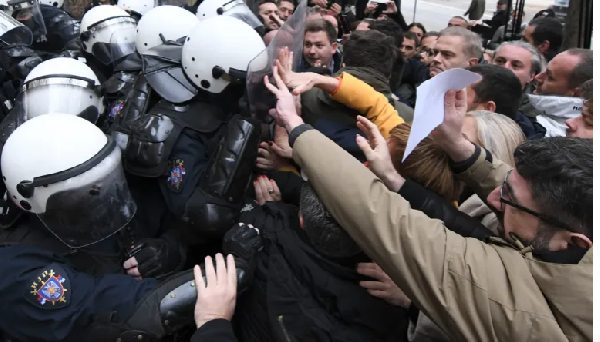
[368,0,389,4]
[402,68,482,162]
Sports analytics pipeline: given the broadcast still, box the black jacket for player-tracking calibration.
[235,202,409,342]
[191,319,238,342]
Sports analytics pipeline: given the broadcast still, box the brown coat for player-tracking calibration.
[292,128,592,342]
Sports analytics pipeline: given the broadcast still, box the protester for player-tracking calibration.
[492,41,546,118]
[417,31,438,66]
[301,19,341,72]
[408,22,426,44]
[258,0,282,30]
[521,17,563,62]
[430,27,482,78]
[264,56,593,341]
[532,49,593,136]
[447,16,468,28]
[276,0,294,21]
[401,31,418,59]
[465,64,546,139]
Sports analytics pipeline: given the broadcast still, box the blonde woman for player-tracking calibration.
[459,110,525,234]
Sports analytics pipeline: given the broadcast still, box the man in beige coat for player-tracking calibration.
[263,64,593,342]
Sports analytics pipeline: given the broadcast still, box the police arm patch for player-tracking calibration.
[24,264,71,309]
[166,159,186,193]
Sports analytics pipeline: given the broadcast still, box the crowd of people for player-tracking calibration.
[0,0,592,341]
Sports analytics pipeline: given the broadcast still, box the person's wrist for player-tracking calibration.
[285,115,304,132]
[445,137,475,163]
[382,171,405,192]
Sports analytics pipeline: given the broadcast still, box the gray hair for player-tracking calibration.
[495,40,546,75]
[439,26,483,60]
[466,110,525,167]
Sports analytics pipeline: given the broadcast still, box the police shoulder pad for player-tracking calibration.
[23,264,71,309]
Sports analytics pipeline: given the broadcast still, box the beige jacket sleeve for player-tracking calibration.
[455,147,513,204]
[292,129,566,342]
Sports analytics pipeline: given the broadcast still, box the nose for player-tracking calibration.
[534,71,545,84]
[487,187,503,212]
[503,62,512,71]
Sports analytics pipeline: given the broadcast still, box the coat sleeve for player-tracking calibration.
[330,72,404,138]
[453,146,512,206]
[291,128,558,341]
[190,319,238,342]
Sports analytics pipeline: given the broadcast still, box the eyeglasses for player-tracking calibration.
[500,170,572,231]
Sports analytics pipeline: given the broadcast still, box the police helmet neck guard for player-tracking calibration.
[16,137,116,198]
[23,73,101,95]
[80,15,136,41]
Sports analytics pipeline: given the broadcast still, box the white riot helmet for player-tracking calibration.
[1,114,136,248]
[80,5,137,65]
[1,0,47,41]
[117,0,156,16]
[23,57,103,122]
[135,5,198,54]
[182,16,265,94]
[196,0,262,30]
[38,0,63,7]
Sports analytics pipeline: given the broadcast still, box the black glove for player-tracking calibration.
[134,237,184,280]
[222,223,263,293]
[222,223,263,260]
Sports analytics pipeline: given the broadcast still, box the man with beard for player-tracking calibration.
[258,0,282,31]
[429,26,481,78]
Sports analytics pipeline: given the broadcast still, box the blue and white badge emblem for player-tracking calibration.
[167,159,186,190]
[25,265,70,309]
[109,100,125,118]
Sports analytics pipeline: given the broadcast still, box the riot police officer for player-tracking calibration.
[100,4,199,134]
[121,15,266,245]
[1,0,80,55]
[0,113,262,341]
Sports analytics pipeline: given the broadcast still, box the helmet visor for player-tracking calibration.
[5,0,46,42]
[37,146,136,249]
[0,10,32,46]
[23,76,103,123]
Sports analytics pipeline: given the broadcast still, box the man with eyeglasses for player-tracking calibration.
[417,31,438,66]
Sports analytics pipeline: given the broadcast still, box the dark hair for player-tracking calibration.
[403,31,418,43]
[566,48,593,90]
[533,8,556,19]
[466,64,522,119]
[259,0,277,5]
[299,182,361,259]
[515,137,593,239]
[408,22,426,34]
[368,18,404,48]
[276,0,293,6]
[451,16,468,24]
[344,30,397,78]
[528,17,563,52]
[580,79,592,103]
[305,18,338,45]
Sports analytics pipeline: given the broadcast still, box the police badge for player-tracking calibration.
[167,159,186,192]
[24,265,71,309]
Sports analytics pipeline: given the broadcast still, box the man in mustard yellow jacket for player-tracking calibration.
[263,57,593,342]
